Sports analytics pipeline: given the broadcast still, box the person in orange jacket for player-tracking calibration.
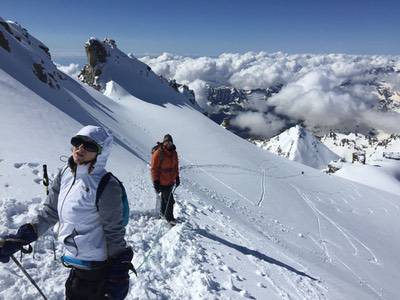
[151,134,180,223]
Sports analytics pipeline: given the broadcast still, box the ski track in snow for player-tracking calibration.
[290,184,384,299]
[180,159,255,206]
[314,195,379,265]
[257,168,266,207]
[336,257,386,300]
[181,162,270,211]
[193,185,326,300]
[180,164,261,175]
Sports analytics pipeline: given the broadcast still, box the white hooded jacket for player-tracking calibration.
[33,126,127,263]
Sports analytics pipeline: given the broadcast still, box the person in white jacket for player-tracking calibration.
[0,125,133,300]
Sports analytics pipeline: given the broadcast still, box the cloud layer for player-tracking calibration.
[56,63,81,79]
[140,52,400,136]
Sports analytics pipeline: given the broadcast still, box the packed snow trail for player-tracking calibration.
[0,159,326,300]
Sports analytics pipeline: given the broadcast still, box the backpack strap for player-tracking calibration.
[95,172,130,226]
[96,172,113,210]
[151,142,164,178]
[157,145,164,173]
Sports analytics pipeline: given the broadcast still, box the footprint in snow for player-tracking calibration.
[255,270,266,277]
[34,178,42,184]
[239,290,256,299]
[257,282,267,288]
[32,169,40,175]
[4,183,10,188]
[233,274,246,282]
[14,163,25,169]
[223,278,241,292]
[27,163,40,168]
[221,265,236,274]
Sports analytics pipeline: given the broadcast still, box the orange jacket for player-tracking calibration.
[151,145,179,186]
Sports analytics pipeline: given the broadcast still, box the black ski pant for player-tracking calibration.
[160,185,175,221]
[65,266,107,300]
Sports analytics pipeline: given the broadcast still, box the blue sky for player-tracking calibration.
[2,0,400,61]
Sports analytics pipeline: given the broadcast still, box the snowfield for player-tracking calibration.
[0,18,400,300]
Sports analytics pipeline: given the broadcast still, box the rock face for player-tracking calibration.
[0,19,12,34]
[0,19,12,52]
[79,38,111,90]
[32,63,47,83]
[86,38,108,67]
[0,31,10,52]
[0,17,62,89]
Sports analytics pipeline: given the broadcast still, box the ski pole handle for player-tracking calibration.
[0,238,26,247]
[0,238,33,253]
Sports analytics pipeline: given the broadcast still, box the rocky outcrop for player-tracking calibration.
[208,87,247,105]
[0,18,61,88]
[32,61,62,89]
[79,38,110,90]
[79,64,102,90]
[0,20,12,34]
[0,31,10,52]
[86,38,108,67]
[32,63,47,83]
[38,44,50,58]
[168,79,196,104]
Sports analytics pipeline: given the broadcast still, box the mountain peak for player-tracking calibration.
[262,125,340,169]
[78,37,196,107]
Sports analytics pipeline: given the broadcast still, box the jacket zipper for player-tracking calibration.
[58,172,77,234]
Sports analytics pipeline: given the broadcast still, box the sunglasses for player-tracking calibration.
[71,136,101,153]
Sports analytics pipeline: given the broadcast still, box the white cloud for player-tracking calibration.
[362,111,400,133]
[55,63,81,79]
[268,68,399,132]
[140,52,400,134]
[231,112,286,137]
[188,79,209,111]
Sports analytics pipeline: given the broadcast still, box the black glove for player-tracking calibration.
[153,180,161,193]
[175,176,180,187]
[104,247,135,299]
[0,224,37,263]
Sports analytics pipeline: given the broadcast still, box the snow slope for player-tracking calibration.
[257,125,340,169]
[334,160,400,196]
[1,19,400,300]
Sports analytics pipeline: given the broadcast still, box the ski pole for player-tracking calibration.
[1,239,47,300]
[42,164,57,260]
[10,254,48,300]
[162,185,177,219]
[42,165,49,195]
